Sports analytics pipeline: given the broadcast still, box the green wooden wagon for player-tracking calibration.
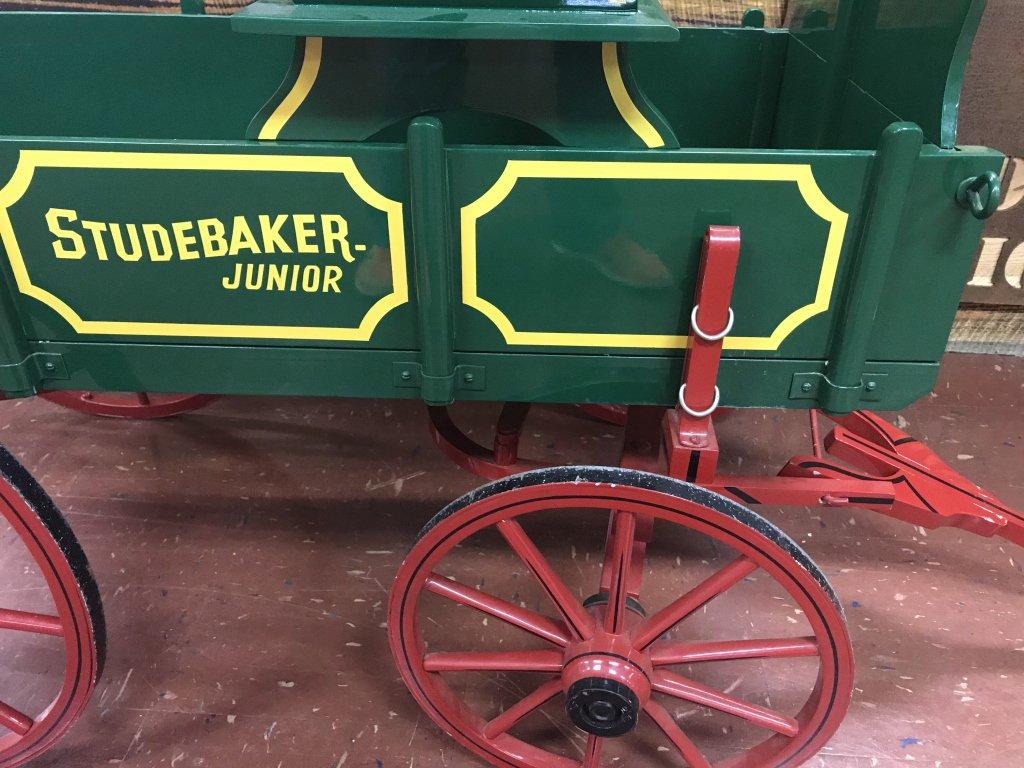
[0,0,1018,766]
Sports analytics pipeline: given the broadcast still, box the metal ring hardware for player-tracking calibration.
[956,171,1002,220]
[690,306,735,343]
[678,384,721,419]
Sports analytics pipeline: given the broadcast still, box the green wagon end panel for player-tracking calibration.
[0,141,414,349]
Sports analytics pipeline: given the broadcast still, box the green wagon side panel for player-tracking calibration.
[447,146,871,360]
[0,135,999,409]
[0,140,417,350]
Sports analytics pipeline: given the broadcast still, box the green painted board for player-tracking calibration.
[630,28,789,149]
[232,0,679,42]
[0,14,293,141]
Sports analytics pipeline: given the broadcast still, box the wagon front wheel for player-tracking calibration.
[0,446,104,767]
[38,391,217,419]
[389,467,853,768]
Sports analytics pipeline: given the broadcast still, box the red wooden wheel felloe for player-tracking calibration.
[38,391,217,420]
[0,446,105,767]
[389,467,853,768]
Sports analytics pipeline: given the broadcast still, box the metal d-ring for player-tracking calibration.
[690,306,735,343]
[956,171,1002,220]
[679,384,720,419]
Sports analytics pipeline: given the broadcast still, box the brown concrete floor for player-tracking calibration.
[0,352,1020,768]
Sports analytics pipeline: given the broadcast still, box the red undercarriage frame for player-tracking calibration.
[430,227,1024,548]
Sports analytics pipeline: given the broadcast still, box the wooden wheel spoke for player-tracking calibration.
[634,556,758,650]
[650,636,819,666]
[582,734,603,768]
[599,511,636,634]
[644,699,711,768]
[0,699,33,736]
[426,574,570,647]
[424,649,563,673]
[652,670,799,737]
[135,392,151,406]
[0,608,63,637]
[496,519,595,640]
[482,678,563,739]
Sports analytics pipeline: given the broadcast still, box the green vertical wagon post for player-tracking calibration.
[0,0,1018,765]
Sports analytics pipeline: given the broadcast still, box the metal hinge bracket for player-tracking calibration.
[393,362,485,394]
[789,372,887,405]
[0,353,68,396]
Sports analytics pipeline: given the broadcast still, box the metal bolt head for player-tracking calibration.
[400,370,412,381]
[463,372,475,384]
[43,361,56,372]
[801,382,813,393]
[865,381,877,392]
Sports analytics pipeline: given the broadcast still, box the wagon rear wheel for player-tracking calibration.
[0,446,104,767]
[39,391,217,420]
[389,467,853,768]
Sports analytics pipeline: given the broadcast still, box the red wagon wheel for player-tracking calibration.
[389,466,853,768]
[38,391,217,420]
[0,446,105,767]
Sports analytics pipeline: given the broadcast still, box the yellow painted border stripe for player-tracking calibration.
[461,160,849,351]
[602,42,665,150]
[0,150,408,343]
[258,37,323,141]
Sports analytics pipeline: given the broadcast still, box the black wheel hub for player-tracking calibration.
[565,677,640,737]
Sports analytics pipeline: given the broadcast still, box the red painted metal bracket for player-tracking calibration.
[427,404,549,480]
[663,225,741,484]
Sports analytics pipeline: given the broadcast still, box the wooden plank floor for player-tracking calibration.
[0,352,1019,767]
